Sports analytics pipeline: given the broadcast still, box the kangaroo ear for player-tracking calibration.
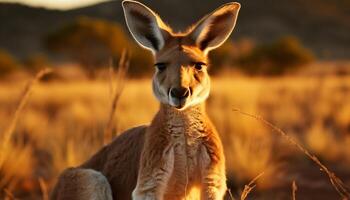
[189,2,240,54]
[122,0,170,54]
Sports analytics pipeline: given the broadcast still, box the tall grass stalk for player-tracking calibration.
[3,188,17,200]
[0,69,51,168]
[233,108,350,199]
[292,181,297,200]
[240,172,264,200]
[104,50,129,144]
[39,178,49,200]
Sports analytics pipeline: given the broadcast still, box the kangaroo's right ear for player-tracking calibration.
[122,0,170,54]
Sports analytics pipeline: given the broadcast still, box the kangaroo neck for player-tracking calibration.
[157,103,207,127]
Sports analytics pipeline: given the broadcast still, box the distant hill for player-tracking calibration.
[0,0,349,59]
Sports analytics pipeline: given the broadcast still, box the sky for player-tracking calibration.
[0,0,111,10]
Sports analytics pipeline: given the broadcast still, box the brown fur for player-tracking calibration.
[51,126,146,200]
[51,1,240,199]
[134,104,226,200]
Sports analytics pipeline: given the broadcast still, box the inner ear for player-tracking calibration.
[122,0,171,53]
[198,11,236,50]
[189,2,240,53]
[128,9,163,51]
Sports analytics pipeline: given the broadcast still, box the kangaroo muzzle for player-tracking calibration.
[169,87,191,109]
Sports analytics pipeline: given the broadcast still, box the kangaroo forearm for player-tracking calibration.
[133,143,174,199]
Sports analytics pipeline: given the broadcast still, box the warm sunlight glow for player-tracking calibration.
[0,0,110,10]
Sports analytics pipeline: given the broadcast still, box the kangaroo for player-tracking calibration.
[51,1,240,199]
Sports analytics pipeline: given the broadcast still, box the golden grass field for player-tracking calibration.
[0,65,350,199]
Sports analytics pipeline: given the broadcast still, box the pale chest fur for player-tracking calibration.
[164,110,210,197]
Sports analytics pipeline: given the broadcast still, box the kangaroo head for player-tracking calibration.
[122,0,240,110]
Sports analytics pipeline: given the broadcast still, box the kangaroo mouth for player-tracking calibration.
[175,100,186,109]
[170,97,188,110]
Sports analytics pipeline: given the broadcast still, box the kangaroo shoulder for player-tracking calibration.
[80,125,148,170]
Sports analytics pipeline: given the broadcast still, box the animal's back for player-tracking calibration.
[51,125,147,200]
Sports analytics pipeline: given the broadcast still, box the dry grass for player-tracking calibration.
[0,67,349,199]
[240,172,265,200]
[104,50,129,144]
[292,181,297,200]
[0,69,51,166]
[229,134,280,187]
[233,109,350,199]
[38,178,48,200]
[0,69,51,194]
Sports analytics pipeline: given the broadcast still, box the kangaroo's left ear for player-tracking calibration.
[122,0,170,54]
[189,2,241,54]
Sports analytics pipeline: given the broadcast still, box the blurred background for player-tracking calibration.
[0,0,349,199]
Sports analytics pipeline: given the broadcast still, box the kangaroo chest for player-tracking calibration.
[165,114,207,196]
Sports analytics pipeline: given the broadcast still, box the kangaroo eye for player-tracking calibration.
[154,63,167,72]
[194,62,206,71]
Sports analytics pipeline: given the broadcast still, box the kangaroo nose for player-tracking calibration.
[170,87,190,99]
